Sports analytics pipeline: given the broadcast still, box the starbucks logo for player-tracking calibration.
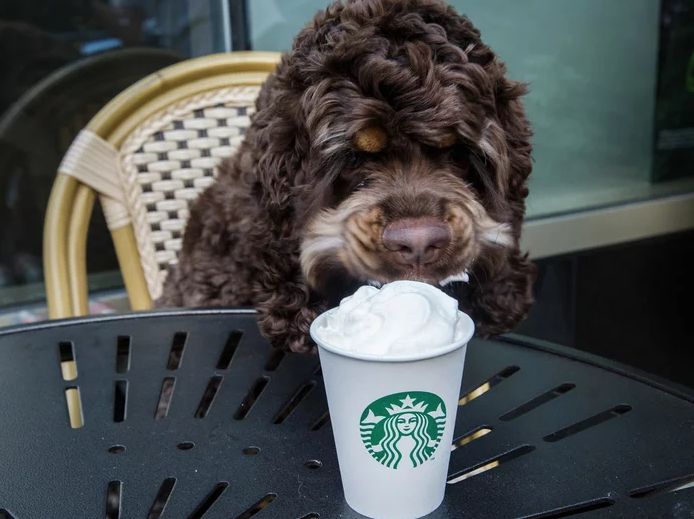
[360,391,447,469]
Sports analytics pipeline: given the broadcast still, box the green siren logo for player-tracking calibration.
[360,391,447,469]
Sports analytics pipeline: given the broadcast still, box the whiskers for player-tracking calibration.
[440,271,470,286]
[300,203,361,285]
[479,221,513,247]
[300,175,515,293]
[300,233,345,286]
[468,267,482,287]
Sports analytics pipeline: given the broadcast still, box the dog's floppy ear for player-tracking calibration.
[465,249,536,338]
[249,63,339,224]
[255,140,300,211]
[247,71,306,211]
[433,7,535,334]
[473,72,535,336]
[466,69,535,336]
[429,7,533,230]
[489,72,533,235]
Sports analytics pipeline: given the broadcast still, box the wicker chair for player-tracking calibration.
[43,52,282,319]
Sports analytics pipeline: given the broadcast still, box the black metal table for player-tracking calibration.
[0,309,693,519]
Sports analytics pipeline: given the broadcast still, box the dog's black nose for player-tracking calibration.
[382,218,451,266]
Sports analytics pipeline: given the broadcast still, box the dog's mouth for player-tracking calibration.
[352,255,475,287]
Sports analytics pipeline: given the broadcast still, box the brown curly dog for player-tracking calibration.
[158,0,535,353]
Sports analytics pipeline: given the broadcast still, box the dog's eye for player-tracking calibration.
[347,150,369,167]
[356,179,372,189]
[452,147,470,171]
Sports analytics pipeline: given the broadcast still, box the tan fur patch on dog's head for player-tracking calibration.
[354,126,388,153]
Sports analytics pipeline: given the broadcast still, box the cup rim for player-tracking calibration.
[309,309,474,363]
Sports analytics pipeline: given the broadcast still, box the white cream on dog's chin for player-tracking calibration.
[366,270,470,288]
[366,271,468,289]
[439,271,470,286]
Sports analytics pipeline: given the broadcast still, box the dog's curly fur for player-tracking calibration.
[158,0,535,352]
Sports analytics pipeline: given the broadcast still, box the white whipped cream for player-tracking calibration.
[314,281,470,356]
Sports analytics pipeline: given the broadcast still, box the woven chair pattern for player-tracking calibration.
[117,85,261,300]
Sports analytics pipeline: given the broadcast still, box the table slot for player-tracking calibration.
[451,424,493,452]
[500,383,576,422]
[232,492,277,519]
[155,377,176,420]
[65,386,84,428]
[105,480,122,519]
[166,332,188,371]
[447,444,536,485]
[216,331,244,370]
[146,477,177,519]
[59,341,78,381]
[234,376,271,421]
[116,336,131,374]
[195,375,224,419]
[272,381,317,425]
[542,404,633,443]
[114,380,128,423]
[629,473,694,499]
[514,497,615,519]
[186,481,229,519]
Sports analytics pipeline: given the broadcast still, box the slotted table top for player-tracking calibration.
[0,309,693,519]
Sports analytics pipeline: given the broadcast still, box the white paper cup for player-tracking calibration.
[310,310,474,519]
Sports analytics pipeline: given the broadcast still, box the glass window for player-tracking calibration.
[0,0,233,308]
[248,0,694,219]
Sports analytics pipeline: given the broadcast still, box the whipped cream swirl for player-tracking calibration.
[314,280,470,356]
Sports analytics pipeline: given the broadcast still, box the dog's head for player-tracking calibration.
[249,0,534,332]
